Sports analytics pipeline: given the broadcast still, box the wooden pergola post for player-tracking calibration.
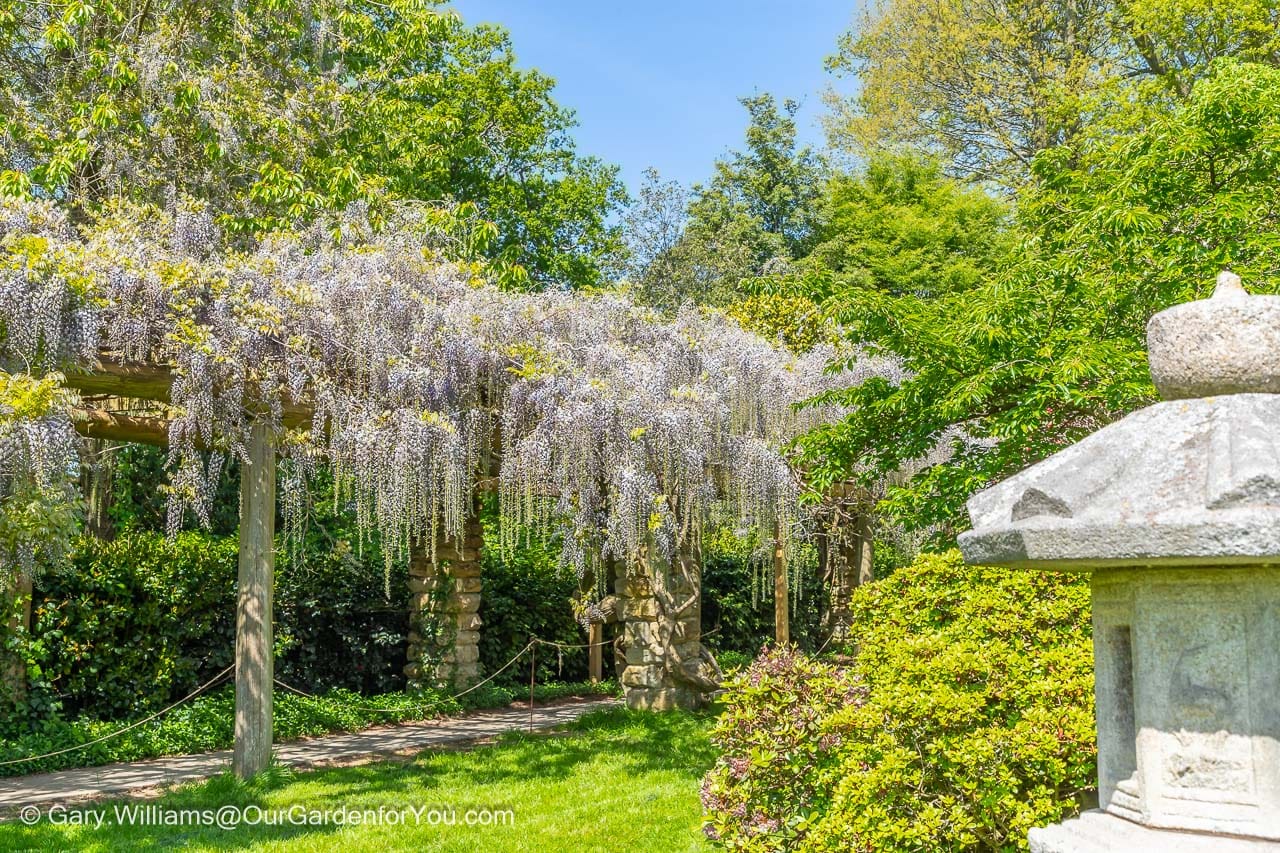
[2,574,33,703]
[234,420,275,779]
[774,523,789,646]
[588,622,603,683]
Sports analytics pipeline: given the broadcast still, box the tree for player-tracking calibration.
[0,0,622,286]
[728,156,1009,350]
[622,95,827,310]
[827,0,1280,186]
[693,95,828,258]
[806,155,1011,298]
[800,60,1280,535]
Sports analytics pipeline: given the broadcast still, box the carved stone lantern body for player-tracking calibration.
[959,274,1280,852]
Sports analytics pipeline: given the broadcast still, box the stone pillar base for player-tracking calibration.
[625,687,704,711]
[1031,811,1280,852]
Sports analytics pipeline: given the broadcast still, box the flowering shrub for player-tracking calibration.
[702,550,1095,852]
[701,646,864,849]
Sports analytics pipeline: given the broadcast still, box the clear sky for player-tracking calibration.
[446,1,860,195]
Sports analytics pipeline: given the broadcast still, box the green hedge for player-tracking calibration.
[701,550,1095,852]
[700,527,824,656]
[477,506,591,686]
[18,529,409,722]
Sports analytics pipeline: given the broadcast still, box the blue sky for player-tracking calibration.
[446,1,861,195]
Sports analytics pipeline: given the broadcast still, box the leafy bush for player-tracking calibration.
[0,679,617,778]
[22,528,408,721]
[478,507,590,686]
[702,550,1095,852]
[701,646,864,847]
[29,533,238,720]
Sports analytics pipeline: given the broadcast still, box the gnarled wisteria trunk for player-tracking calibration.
[620,538,720,710]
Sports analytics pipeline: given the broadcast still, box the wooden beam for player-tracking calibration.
[65,358,176,403]
[233,421,275,779]
[588,622,603,684]
[63,356,312,427]
[72,408,182,448]
[774,524,789,646]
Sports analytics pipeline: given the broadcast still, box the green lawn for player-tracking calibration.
[1,708,717,852]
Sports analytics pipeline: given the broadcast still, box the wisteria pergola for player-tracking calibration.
[0,199,900,777]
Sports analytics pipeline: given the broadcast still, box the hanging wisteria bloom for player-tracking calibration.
[0,197,905,587]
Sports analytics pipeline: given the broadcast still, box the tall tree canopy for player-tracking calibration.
[828,0,1280,186]
[0,0,623,286]
[623,95,827,311]
[800,60,1280,535]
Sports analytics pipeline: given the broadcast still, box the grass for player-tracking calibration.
[0,707,717,852]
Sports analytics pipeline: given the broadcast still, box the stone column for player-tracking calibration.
[960,272,1280,851]
[620,540,719,711]
[405,515,483,689]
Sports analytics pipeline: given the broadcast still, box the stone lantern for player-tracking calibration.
[959,273,1280,852]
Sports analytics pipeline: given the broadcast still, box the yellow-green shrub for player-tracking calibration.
[702,550,1095,852]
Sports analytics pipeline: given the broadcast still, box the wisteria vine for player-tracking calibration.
[0,197,904,586]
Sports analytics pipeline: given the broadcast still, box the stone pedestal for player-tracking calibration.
[1093,567,1280,842]
[1030,810,1280,852]
[406,516,483,689]
[959,275,1280,851]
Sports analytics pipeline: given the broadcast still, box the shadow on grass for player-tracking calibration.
[0,708,716,852]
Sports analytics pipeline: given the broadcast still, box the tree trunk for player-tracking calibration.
[234,421,275,779]
[2,574,33,705]
[774,528,789,645]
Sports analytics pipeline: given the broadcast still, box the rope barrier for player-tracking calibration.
[272,638,541,714]
[0,665,235,767]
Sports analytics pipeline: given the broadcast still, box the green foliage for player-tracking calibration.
[478,506,590,686]
[0,0,623,286]
[727,155,1008,353]
[827,0,1280,185]
[693,95,828,260]
[800,61,1280,535]
[723,292,833,352]
[28,533,236,720]
[702,551,1095,852]
[0,678,615,778]
[624,95,827,310]
[807,156,1011,298]
[16,528,409,722]
[106,443,241,536]
[700,527,824,656]
[701,646,861,849]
